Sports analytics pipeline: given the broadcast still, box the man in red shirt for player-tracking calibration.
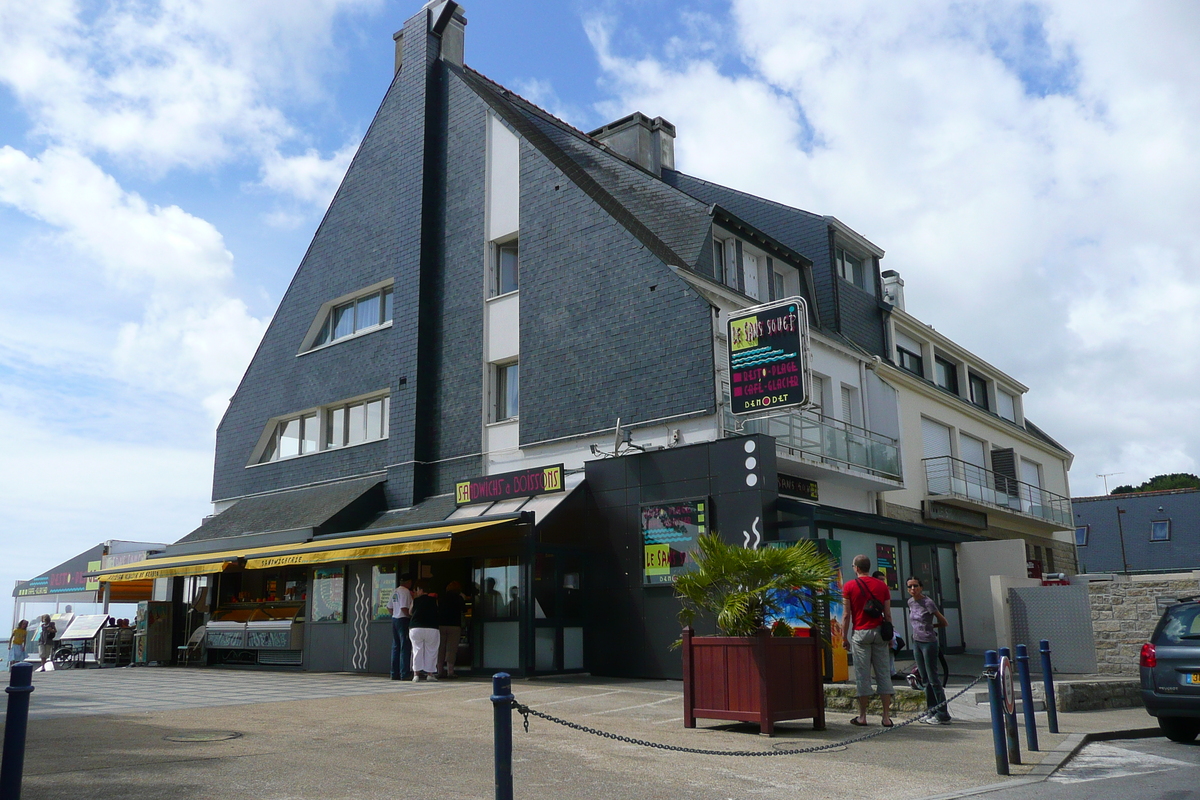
[841,554,894,727]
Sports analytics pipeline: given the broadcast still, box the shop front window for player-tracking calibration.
[477,558,520,619]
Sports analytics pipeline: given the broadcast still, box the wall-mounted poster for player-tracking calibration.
[372,563,398,622]
[642,499,708,586]
[875,543,898,591]
[312,566,345,623]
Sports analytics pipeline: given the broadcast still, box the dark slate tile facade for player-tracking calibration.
[1073,489,1200,573]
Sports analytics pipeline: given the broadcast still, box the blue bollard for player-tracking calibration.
[491,672,514,800]
[1039,640,1059,734]
[1016,645,1039,751]
[1,662,35,800]
[984,650,1009,776]
[998,647,1021,765]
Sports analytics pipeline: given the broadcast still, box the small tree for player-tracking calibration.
[674,534,838,640]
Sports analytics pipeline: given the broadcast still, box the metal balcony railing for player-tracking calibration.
[723,407,901,481]
[922,455,1072,526]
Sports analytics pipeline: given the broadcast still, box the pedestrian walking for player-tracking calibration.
[36,614,57,671]
[906,576,952,723]
[842,554,894,727]
[408,582,441,682]
[9,620,28,668]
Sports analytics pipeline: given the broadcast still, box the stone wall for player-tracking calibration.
[1087,572,1200,675]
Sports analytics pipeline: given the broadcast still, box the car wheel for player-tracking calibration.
[1159,717,1200,743]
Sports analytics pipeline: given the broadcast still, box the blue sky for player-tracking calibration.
[2,0,1199,627]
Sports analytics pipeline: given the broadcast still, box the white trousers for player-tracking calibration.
[409,627,441,675]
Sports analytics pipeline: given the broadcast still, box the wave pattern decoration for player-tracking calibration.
[351,574,369,671]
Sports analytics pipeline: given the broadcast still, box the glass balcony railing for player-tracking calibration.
[723,408,901,481]
[922,456,1072,526]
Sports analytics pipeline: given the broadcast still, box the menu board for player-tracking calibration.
[311,566,345,623]
[642,499,708,586]
[728,299,809,415]
[372,564,397,622]
[876,543,898,590]
[59,614,109,641]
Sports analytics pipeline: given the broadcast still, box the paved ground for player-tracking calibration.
[1,666,1161,800]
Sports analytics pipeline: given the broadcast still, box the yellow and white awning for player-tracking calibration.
[90,518,518,582]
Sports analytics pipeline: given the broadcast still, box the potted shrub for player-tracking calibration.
[675,533,837,735]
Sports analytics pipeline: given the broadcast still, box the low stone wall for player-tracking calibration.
[1030,679,1142,711]
[1087,573,1200,675]
[824,685,926,712]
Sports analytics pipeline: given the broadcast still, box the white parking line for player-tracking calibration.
[583,695,679,716]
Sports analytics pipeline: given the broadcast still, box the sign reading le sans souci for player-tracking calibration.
[728,298,809,415]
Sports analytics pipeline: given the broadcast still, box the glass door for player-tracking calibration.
[473,557,522,671]
[530,547,585,674]
[909,544,965,654]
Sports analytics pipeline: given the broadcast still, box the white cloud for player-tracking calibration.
[0,145,266,420]
[590,0,1200,494]
[258,141,359,208]
[0,0,380,200]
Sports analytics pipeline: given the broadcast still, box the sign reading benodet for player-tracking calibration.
[455,464,565,506]
[727,298,809,415]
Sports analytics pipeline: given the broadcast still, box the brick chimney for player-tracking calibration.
[588,113,676,177]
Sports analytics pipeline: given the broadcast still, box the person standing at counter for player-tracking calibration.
[408,583,441,682]
[386,573,414,681]
[436,581,465,679]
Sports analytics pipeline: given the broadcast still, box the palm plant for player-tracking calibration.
[674,533,838,640]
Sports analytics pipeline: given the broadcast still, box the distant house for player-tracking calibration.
[1073,488,1200,574]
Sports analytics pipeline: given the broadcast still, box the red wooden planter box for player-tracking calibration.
[681,626,825,736]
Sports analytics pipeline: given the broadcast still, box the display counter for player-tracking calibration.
[206,602,304,664]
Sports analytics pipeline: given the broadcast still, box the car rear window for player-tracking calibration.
[1153,603,1200,646]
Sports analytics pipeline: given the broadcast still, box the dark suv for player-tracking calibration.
[1140,596,1200,743]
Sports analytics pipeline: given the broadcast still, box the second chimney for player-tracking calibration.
[588,113,676,177]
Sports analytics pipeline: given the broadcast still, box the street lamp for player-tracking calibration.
[1115,507,1129,574]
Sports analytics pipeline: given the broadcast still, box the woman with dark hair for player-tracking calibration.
[906,576,952,724]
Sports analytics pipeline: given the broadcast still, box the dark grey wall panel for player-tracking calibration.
[517,143,716,446]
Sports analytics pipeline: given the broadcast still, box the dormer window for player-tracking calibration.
[303,282,394,352]
[895,330,924,378]
[968,373,989,410]
[836,247,873,295]
[934,356,959,395]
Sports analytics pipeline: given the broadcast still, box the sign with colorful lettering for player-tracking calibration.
[455,464,565,506]
[728,298,809,415]
[642,499,708,586]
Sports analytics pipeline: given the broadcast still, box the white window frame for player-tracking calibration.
[493,361,519,422]
[250,392,390,466]
[299,280,395,354]
[492,237,519,297]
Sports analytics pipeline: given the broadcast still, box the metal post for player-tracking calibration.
[1015,644,1039,751]
[999,647,1021,765]
[1,662,35,800]
[984,650,1009,776]
[1039,640,1059,734]
[491,672,514,800]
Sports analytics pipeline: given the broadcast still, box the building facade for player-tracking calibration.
[1073,488,1200,574]
[90,2,1072,675]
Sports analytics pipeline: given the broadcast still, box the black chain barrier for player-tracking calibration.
[511,672,987,757]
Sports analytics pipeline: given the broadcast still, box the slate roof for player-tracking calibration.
[459,67,713,270]
[364,493,460,530]
[176,476,385,544]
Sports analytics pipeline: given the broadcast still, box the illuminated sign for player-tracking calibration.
[728,298,809,415]
[642,499,708,586]
[455,464,565,506]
